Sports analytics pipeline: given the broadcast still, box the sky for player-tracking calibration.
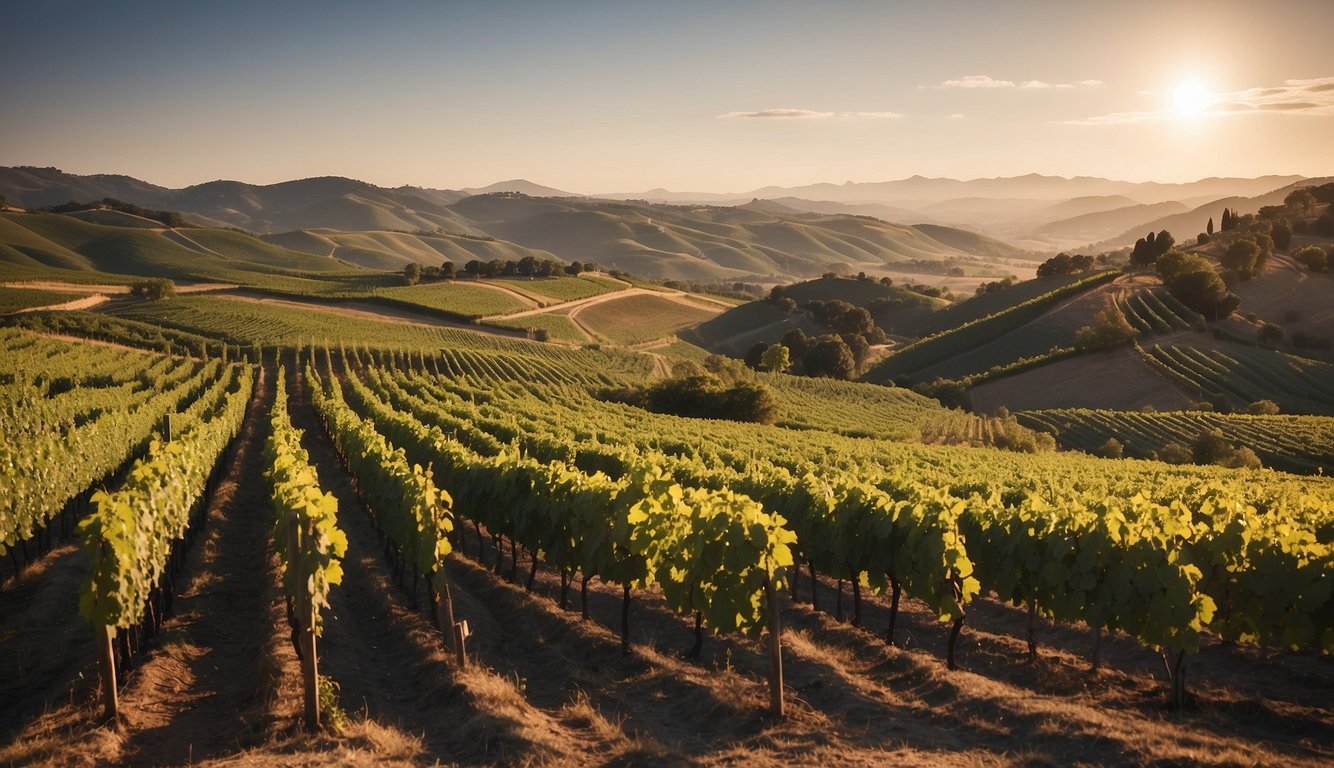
[3,0,1333,193]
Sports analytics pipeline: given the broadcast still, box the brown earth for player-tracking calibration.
[968,347,1196,413]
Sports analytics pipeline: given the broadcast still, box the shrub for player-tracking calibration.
[1095,437,1124,459]
[1156,442,1193,464]
[1220,446,1263,470]
[1293,245,1328,273]
[1246,399,1280,415]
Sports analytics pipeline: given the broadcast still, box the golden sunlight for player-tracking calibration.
[1173,79,1210,115]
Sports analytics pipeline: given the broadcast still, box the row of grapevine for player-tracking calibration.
[77,362,254,717]
[262,367,347,728]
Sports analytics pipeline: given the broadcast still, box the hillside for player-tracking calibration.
[1096,177,1334,249]
[1026,201,1190,249]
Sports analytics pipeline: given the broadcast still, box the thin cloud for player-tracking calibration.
[940,75,1015,89]
[1065,75,1334,125]
[938,75,1102,89]
[718,108,901,119]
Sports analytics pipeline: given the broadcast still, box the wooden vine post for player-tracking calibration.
[765,576,784,719]
[96,623,118,720]
[435,579,457,654]
[288,513,319,730]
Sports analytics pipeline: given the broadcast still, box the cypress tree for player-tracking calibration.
[1207,217,1214,236]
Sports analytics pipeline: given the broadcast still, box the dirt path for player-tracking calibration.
[13,294,111,313]
[0,281,236,295]
[110,366,285,765]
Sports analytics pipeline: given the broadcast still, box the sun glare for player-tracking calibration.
[1173,80,1210,116]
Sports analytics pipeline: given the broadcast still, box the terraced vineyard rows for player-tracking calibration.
[1141,340,1334,414]
[1116,289,1201,336]
[1018,407,1334,474]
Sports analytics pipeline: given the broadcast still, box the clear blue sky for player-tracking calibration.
[3,0,1333,192]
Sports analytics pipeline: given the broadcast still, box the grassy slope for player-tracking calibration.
[575,294,721,345]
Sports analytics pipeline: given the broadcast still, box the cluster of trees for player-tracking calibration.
[974,276,1017,295]
[1156,251,1240,321]
[463,257,594,279]
[42,198,187,228]
[1036,252,1097,277]
[1129,230,1175,269]
[602,356,777,423]
[1151,429,1262,469]
[403,257,601,285]
[748,328,870,380]
[129,278,176,300]
[1220,235,1274,280]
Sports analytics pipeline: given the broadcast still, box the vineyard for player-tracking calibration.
[1018,407,1334,474]
[1140,339,1334,414]
[1,322,1331,766]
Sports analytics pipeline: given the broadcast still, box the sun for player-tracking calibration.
[1173,80,1210,116]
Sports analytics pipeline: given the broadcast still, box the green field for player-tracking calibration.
[374,282,531,319]
[491,275,620,303]
[484,312,590,343]
[576,294,720,345]
[0,286,85,313]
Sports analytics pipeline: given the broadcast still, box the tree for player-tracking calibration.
[1096,438,1124,459]
[1074,298,1137,350]
[758,343,790,373]
[1270,218,1292,251]
[1192,429,1233,465]
[1207,216,1214,236]
[1284,188,1316,216]
[440,261,456,280]
[404,262,422,285]
[1167,261,1240,321]
[781,328,809,360]
[1221,239,1260,279]
[1257,323,1284,345]
[1221,208,1233,231]
[1294,245,1328,273]
[803,335,856,379]
[463,259,482,276]
[1155,250,1194,283]
[565,260,583,275]
[744,341,768,370]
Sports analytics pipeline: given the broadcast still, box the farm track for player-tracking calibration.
[110,365,284,765]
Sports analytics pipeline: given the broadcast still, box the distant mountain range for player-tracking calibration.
[0,167,1318,271]
[0,167,1035,281]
